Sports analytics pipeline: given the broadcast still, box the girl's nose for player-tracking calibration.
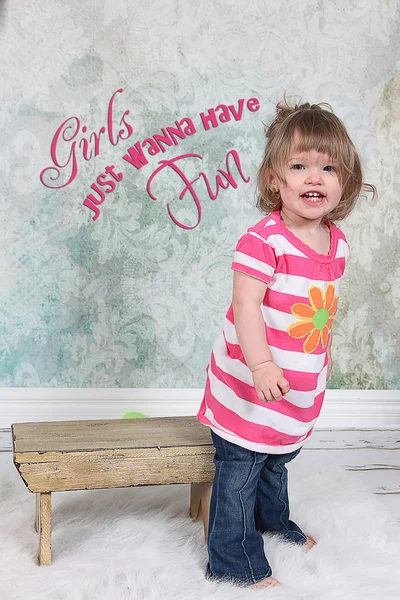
[305,169,323,184]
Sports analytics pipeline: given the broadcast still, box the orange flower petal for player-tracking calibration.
[325,284,335,311]
[328,296,338,316]
[287,321,315,339]
[308,286,324,310]
[321,326,329,349]
[303,328,321,353]
[291,303,315,319]
[326,317,334,331]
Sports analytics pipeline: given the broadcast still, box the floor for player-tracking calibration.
[2,427,399,522]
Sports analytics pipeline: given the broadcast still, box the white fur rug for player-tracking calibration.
[1,451,400,600]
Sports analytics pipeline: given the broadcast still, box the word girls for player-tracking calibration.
[40,89,133,189]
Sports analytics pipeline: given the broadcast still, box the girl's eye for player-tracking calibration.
[290,164,336,172]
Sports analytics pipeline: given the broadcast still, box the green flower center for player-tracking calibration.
[312,308,330,330]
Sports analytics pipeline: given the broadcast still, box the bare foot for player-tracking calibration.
[250,576,281,589]
[303,535,317,550]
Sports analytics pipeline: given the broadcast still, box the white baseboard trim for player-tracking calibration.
[0,388,399,429]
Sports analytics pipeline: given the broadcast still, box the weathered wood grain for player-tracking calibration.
[374,487,400,495]
[14,445,215,465]
[18,453,216,492]
[304,429,400,450]
[345,464,400,471]
[12,417,212,453]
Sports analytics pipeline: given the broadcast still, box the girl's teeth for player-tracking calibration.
[302,196,324,203]
[302,193,324,202]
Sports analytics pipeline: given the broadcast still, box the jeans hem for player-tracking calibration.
[259,529,307,544]
[206,564,273,586]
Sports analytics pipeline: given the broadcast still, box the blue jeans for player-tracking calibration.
[206,430,307,585]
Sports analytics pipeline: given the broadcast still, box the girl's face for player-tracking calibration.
[269,140,343,225]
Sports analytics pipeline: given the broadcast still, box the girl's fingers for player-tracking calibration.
[278,378,290,394]
[257,390,268,402]
[257,388,272,402]
[270,386,283,401]
[263,388,277,402]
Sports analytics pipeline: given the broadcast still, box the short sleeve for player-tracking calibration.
[231,231,277,284]
[335,226,350,262]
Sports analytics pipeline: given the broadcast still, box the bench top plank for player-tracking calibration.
[12,416,216,492]
[12,416,212,454]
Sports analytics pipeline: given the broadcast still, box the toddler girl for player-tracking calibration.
[197,98,376,588]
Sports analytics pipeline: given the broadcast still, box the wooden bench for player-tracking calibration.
[12,416,215,565]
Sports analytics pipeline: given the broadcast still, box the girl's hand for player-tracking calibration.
[251,361,290,402]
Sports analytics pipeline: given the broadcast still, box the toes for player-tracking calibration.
[303,535,317,549]
[307,535,317,545]
[251,577,281,588]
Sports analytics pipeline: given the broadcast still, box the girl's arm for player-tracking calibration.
[232,271,290,402]
[232,271,273,368]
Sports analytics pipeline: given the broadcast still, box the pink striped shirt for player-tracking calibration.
[197,210,350,453]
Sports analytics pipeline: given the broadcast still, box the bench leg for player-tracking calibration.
[35,493,40,533]
[38,492,52,566]
[190,483,212,541]
[190,482,203,521]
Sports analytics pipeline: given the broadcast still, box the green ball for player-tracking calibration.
[122,412,147,419]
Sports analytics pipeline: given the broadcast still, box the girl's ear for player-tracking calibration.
[266,170,279,192]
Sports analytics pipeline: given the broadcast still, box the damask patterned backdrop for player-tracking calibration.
[0,0,399,390]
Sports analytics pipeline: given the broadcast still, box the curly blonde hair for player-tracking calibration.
[256,97,377,221]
